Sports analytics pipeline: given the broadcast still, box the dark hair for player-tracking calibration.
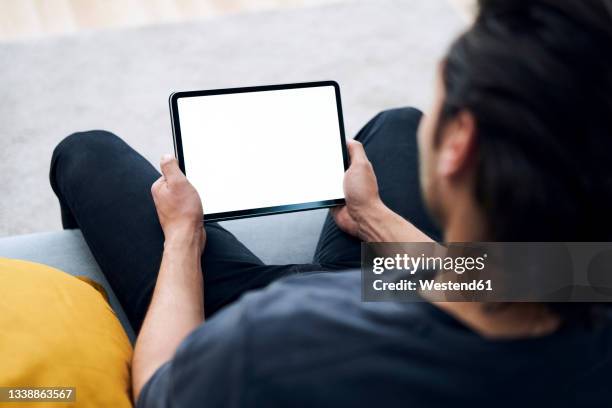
[439,0,612,324]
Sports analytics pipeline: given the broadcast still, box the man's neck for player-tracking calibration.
[431,196,561,339]
[442,194,488,243]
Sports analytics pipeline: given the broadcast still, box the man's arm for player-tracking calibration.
[132,155,206,401]
[333,140,433,242]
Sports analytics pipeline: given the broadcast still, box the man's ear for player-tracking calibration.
[437,110,477,178]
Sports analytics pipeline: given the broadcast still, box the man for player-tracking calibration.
[50,0,612,406]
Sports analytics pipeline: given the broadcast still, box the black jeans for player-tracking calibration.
[50,107,440,332]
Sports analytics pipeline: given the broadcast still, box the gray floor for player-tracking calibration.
[0,0,464,237]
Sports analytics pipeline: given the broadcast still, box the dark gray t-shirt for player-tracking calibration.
[137,271,611,408]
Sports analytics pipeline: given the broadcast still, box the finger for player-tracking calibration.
[346,140,368,165]
[160,154,184,184]
[151,176,164,195]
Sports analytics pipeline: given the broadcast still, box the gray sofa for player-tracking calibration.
[0,209,328,343]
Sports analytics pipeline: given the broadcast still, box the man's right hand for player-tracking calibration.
[332,140,386,239]
[334,139,434,243]
[151,154,205,251]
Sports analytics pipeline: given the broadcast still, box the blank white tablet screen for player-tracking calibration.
[176,85,346,215]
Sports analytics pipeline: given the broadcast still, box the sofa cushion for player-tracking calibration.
[0,230,136,342]
[0,258,133,407]
[220,209,327,264]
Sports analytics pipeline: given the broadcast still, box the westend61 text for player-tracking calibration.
[372,279,493,292]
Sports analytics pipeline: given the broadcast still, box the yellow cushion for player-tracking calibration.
[0,258,133,408]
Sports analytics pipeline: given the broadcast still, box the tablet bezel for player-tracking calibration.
[169,81,349,222]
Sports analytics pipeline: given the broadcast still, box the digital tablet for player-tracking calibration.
[169,81,349,222]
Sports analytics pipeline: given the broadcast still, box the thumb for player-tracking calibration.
[346,140,368,165]
[160,154,183,184]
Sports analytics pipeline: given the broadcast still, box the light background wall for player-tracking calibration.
[0,0,475,41]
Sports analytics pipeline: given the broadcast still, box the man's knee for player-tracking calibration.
[50,130,123,190]
[375,107,423,130]
[357,107,423,146]
[52,130,122,162]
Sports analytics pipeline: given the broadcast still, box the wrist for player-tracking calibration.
[355,200,393,242]
[357,202,434,243]
[163,224,205,252]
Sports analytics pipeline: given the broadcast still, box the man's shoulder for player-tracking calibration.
[169,270,433,400]
[243,269,423,319]
[245,270,363,315]
[242,270,400,327]
[238,271,427,378]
